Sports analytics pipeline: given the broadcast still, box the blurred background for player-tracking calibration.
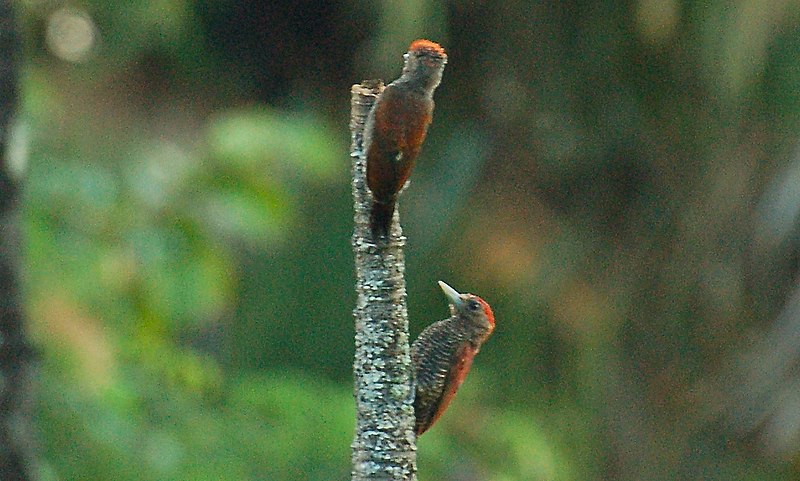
[13,0,800,480]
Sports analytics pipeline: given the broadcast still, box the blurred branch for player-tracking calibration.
[722,278,800,457]
[349,82,417,481]
[0,1,35,480]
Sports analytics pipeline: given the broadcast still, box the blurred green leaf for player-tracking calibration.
[192,187,290,244]
[207,107,340,181]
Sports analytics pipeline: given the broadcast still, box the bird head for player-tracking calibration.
[438,280,495,333]
[401,39,447,91]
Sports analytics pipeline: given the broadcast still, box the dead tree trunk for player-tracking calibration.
[349,82,418,481]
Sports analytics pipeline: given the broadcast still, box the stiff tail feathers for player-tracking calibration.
[370,200,395,239]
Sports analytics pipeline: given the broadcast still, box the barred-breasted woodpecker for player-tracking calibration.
[363,39,447,238]
[411,281,496,436]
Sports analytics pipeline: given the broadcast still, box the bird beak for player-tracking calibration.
[438,281,465,309]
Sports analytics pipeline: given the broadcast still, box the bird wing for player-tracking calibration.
[423,343,477,434]
[365,89,403,201]
[411,319,478,435]
[366,85,431,199]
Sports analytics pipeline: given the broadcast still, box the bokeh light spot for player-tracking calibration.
[45,8,96,63]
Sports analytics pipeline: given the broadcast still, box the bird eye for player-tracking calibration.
[468,300,481,311]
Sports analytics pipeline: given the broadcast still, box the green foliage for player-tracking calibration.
[208,108,338,181]
[37,367,352,481]
[15,0,800,480]
[20,5,350,476]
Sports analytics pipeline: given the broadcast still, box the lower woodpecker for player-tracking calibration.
[412,281,496,436]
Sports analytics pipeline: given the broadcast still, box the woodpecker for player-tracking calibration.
[363,39,447,238]
[412,281,495,436]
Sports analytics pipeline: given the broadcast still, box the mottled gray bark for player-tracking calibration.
[0,1,34,480]
[350,82,417,481]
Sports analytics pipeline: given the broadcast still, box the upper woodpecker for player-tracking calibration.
[363,39,447,238]
[411,281,495,436]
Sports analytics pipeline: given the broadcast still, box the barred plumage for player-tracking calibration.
[411,281,495,436]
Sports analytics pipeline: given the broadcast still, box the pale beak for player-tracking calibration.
[438,280,465,309]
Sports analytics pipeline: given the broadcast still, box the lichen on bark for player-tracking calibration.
[350,82,418,481]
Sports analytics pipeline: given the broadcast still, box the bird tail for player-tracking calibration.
[370,200,395,239]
